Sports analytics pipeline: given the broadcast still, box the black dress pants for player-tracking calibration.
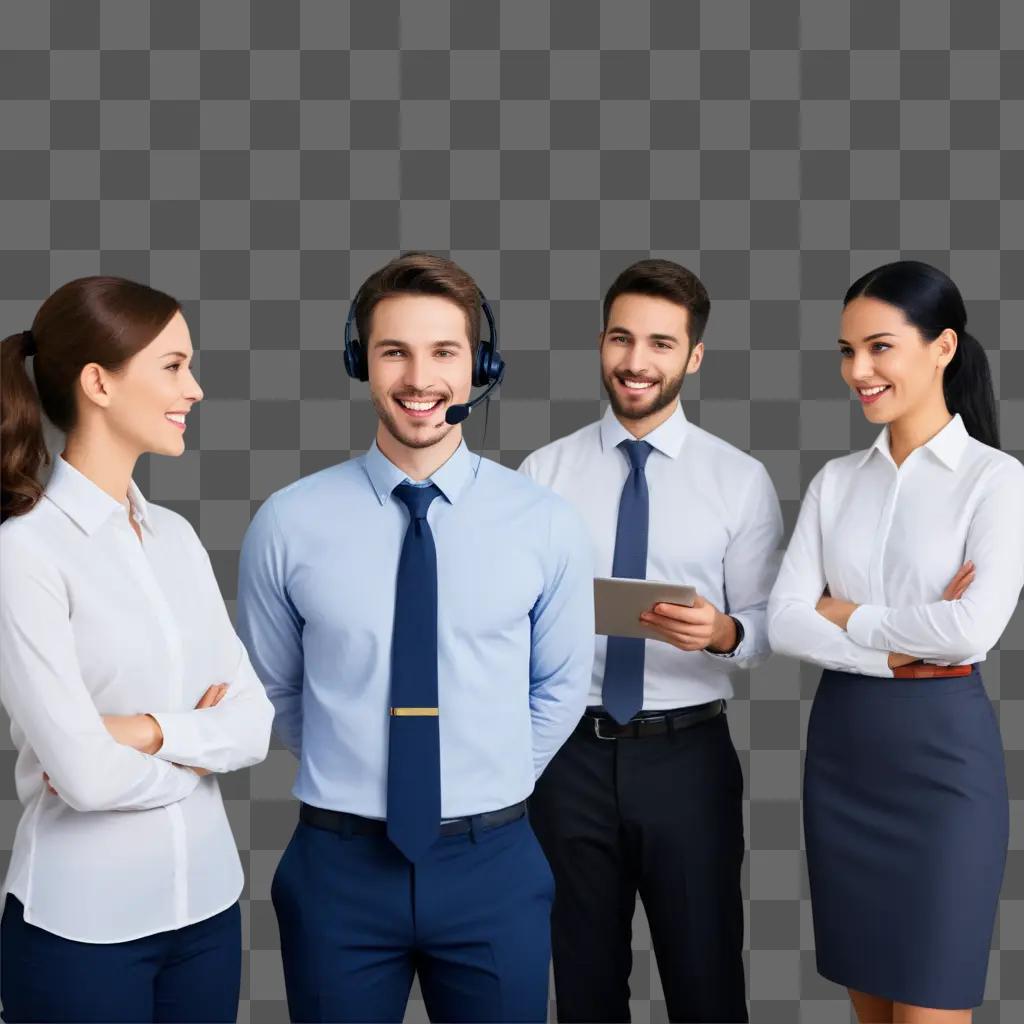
[529,708,748,1024]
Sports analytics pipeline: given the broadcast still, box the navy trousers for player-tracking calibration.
[272,810,555,1023]
[530,711,748,1023]
[0,894,240,1023]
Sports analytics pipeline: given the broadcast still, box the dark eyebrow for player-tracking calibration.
[606,326,678,343]
[837,333,896,345]
[372,338,465,348]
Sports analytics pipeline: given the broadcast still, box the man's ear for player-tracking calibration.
[687,341,705,373]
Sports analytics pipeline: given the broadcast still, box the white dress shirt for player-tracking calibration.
[767,413,1024,676]
[520,403,784,709]
[0,455,274,942]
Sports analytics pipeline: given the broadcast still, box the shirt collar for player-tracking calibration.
[855,413,969,471]
[598,401,689,460]
[44,455,156,536]
[362,439,476,507]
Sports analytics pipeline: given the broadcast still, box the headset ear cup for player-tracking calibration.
[357,340,369,382]
[488,350,505,385]
[472,343,489,388]
[473,343,504,388]
[345,339,368,382]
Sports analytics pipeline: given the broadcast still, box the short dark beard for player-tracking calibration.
[602,366,686,422]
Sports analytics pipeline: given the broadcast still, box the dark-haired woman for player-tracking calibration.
[0,277,274,1023]
[768,260,1023,1024]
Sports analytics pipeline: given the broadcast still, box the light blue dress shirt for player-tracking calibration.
[237,440,595,819]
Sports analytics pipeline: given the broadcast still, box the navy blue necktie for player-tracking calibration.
[387,482,442,862]
[602,439,653,724]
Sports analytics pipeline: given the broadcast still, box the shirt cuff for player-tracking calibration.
[704,614,745,660]
[148,711,201,768]
[846,604,887,650]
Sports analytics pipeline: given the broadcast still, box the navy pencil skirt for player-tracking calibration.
[803,664,1008,1010]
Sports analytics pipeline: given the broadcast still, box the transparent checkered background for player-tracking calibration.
[3,1,1024,1021]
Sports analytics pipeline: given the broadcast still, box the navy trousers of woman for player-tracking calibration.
[804,664,1008,1010]
[0,895,240,1023]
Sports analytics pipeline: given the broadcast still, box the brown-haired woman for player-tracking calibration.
[0,276,274,1023]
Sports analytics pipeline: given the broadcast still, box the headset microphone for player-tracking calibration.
[444,362,505,425]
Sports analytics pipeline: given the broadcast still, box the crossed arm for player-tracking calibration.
[766,463,1017,672]
[812,563,976,667]
[1,528,273,812]
[42,682,234,798]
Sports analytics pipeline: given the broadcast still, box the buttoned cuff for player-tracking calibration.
[846,604,888,650]
[148,711,202,768]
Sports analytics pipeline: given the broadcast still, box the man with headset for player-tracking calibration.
[237,251,594,1023]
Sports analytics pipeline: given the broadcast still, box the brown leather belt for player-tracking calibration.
[891,663,975,679]
[577,699,725,741]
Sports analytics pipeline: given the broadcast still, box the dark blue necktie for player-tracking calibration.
[602,439,653,724]
[387,482,442,862]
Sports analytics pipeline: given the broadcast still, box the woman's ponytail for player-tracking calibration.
[943,329,999,450]
[1,329,50,522]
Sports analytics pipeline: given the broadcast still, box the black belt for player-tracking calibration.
[578,699,725,740]
[299,800,527,838]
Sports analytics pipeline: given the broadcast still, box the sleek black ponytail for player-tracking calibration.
[844,260,1000,449]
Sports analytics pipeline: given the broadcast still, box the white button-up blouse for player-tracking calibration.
[767,413,1024,676]
[0,455,274,942]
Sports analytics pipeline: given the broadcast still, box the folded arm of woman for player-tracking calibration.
[767,468,895,674]
[144,526,275,775]
[845,460,1024,660]
[0,534,200,813]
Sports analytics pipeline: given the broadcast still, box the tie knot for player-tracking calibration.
[393,482,442,520]
[619,439,653,472]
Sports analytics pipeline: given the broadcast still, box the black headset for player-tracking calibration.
[343,287,505,425]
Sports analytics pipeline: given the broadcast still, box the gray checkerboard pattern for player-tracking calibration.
[2,1,1024,1021]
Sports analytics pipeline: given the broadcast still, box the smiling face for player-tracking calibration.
[87,310,203,456]
[839,296,957,424]
[366,293,474,451]
[599,293,703,430]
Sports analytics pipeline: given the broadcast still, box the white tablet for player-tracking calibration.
[594,577,697,640]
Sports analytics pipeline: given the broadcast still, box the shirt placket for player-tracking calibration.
[871,460,903,608]
[113,514,190,926]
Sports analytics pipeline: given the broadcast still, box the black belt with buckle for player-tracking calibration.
[299,800,527,838]
[578,699,725,740]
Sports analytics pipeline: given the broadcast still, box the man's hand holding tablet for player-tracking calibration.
[594,577,740,654]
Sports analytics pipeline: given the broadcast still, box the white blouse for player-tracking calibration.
[767,413,1024,676]
[0,455,274,942]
